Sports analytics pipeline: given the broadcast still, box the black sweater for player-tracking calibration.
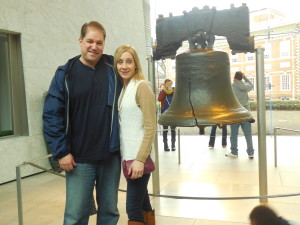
[68,58,113,162]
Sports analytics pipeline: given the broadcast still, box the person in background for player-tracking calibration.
[158,79,176,151]
[249,205,300,225]
[208,125,227,148]
[115,45,156,225]
[43,21,122,225]
[226,71,255,159]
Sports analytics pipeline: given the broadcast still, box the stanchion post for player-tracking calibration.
[274,128,278,167]
[256,47,268,203]
[16,166,24,225]
[178,128,181,164]
[147,56,160,195]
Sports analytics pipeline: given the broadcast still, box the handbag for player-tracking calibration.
[122,156,155,179]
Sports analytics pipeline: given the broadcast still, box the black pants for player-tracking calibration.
[208,125,227,147]
[163,125,176,147]
[126,173,152,223]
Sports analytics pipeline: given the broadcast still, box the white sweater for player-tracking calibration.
[118,79,146,161]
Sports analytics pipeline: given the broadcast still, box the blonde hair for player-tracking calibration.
[114,45,145,82]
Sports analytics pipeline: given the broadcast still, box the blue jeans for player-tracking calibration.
[209,125,227,147]
[230,122,254,156]
[64,153,121,225]
[126,173,152,223]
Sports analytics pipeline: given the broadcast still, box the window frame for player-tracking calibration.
[231,54,239,63]
[264,75,272,91]
[0,31,28,138]
[280,73,290,91]
[280,40,290,58]
[246,52,254,62]
[263,43,271,59]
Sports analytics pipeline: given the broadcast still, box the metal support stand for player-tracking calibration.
[147,56,160,195]
[274,128,278,167]
[178,128,181,164]
[273,127,300,167]
[16,166,24,225]
[255,47,268,203]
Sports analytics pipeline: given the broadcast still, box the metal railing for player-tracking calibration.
[273,127,300,167]
[16,150,300,224]
[16,155,65,225]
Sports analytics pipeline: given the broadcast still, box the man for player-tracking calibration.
[250,205,300,225]
[43,21,122,225]
[208,125,227,148]
[158,79,176,151]
[226,71,255,159]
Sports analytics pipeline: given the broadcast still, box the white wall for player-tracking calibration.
[0,0,150,183]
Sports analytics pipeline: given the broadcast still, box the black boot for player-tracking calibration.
[164,141,170,151]
[163,126,170,151]
[199,127,205,135]
[171,127,176,151]
[171,141,176,151]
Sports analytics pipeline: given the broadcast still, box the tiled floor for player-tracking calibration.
[1,134,300,225]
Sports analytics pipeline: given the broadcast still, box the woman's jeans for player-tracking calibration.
[209,125,227,147]
[126,173,152,223]
[64,153,121,225]
[230,122,254,156]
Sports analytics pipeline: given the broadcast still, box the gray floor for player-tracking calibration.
[1,134,300,225]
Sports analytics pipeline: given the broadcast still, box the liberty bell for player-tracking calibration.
[154,4,255,127]
[158,49,254,127]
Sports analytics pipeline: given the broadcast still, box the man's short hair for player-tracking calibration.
[80,21,106,40]
[249,205,278,225]
[234,71,243,80]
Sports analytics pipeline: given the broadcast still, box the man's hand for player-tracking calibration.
[58,154,76,171]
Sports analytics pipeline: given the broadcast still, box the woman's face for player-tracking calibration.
[117,51,136,85]
[165,81,173,89]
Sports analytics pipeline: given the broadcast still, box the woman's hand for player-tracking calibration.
[128,160,144,179]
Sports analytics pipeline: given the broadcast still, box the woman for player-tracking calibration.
[114,45,156,225]
[158,79,176,151]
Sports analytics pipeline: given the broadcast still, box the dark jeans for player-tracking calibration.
[162,125,176,146]
[126,173,152,223]
[208,125,227,147]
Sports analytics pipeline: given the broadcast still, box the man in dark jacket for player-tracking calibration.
[43,21,122,225]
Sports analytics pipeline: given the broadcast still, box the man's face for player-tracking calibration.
[79,27,105,67]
